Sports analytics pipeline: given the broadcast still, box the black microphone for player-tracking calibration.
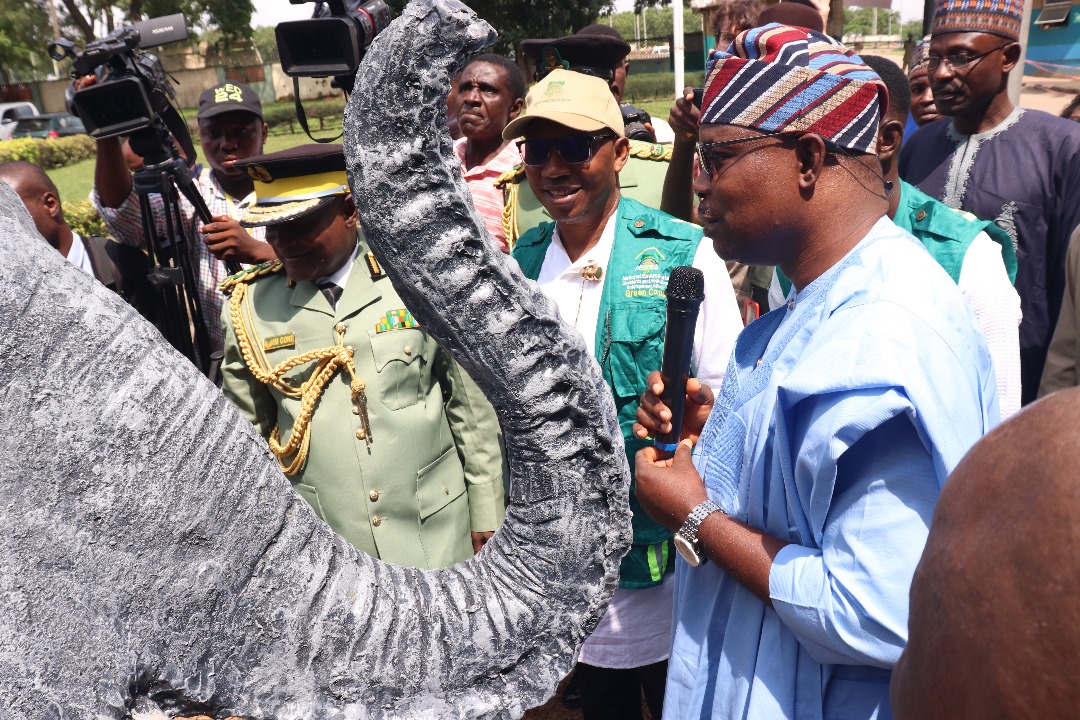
[654,266,705,458]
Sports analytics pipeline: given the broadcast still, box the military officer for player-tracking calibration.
[497,28,674,249]
[220,144,505,568]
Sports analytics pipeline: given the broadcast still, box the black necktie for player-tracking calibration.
[316,279,343,309]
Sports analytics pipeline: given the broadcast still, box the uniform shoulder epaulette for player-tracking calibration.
[219,259,284,294]
[627,139,673,162]
[494,162,526,189]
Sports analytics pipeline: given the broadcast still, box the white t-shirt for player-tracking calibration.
[66,233,96,277]
[535,212,743,669]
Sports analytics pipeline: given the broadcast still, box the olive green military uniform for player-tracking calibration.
[497,139,672,248]
[220,242,505,569]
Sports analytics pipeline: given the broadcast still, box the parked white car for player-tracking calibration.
[0,102,42,141]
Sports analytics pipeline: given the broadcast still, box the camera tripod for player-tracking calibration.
[129,128,240,381]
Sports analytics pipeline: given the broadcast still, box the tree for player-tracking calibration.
[382,0,614,56]
[842,6,901,36]
[0,0,52,83]
[55,0,252,44]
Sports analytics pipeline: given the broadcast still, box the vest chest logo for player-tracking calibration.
[264,333,296,351]
[623,247,669,299]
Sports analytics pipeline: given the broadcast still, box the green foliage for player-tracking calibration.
[252,25,278,63]
[622,70,705,104]
[385,0,614,55]
[0,0,52,83]
[607,4,697,41]
[843,6,902,36]
[0,136,96,169]
[65,200,106,238]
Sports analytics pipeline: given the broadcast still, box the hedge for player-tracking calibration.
[65,200,106,238]
[622,71,707,104]
[0,135,96,170]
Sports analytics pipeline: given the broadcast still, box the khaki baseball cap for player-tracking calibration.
[502,69,625,140]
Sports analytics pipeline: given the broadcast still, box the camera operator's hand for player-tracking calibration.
[670,87,701,146]
[201,215,277,264]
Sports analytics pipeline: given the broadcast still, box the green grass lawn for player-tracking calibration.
[47,131,322,205]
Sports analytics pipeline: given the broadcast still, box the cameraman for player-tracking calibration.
[89,81,274,352]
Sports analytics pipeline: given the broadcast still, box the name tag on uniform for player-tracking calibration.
[264,333,296,351]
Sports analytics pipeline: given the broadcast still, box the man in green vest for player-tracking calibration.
[219,144,506,569]
[497,28,675,250]
[770,55,1022,417]
[505,69,743,720]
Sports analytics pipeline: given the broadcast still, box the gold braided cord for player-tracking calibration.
[228,281,366,476]
[627,139,673,162]
[219,259,284,294]
[502,181,520,249]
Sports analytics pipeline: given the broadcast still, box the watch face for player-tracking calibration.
[674,534,702,567]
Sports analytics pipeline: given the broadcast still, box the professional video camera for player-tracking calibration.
[47,14,195,162]
[47,16,222,378]
[276,0,391,94]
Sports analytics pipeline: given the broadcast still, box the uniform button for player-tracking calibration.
[372,515,382,526]
[346,345,355,355]
[335,322,347,334]
[352,406,361,415]
[634,220,645,228]
[355,428,366,440]
[443,486,449,495]
[915,210,927,222]
[369,490,380,502]
[403,345,413,356]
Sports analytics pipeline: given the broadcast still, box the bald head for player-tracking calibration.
[0,160,68,252]
[892,388,1080,718]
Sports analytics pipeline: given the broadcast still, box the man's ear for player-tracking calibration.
[794,133,827,191]
[508,97,524,122]
[612,136,631,173]
[342,193,358,228]
[877,118,905,164]
[1000,42,1021,74]
[42,191,62,221]
[260,122,269,146]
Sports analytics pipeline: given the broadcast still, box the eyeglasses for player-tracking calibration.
[926,44,1010,73]
[696,133,795,178]
[518,134,617,167]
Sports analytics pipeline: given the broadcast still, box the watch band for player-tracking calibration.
[678,500,723,546]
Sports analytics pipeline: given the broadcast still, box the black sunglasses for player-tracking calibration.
[518,133,617,167]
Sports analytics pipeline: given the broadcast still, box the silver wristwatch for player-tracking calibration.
[674,500,724,567]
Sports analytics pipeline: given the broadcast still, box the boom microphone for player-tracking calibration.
[654,266,705,458]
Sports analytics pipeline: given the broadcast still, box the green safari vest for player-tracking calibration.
[778,180,1019,295]
[512,196,702,589]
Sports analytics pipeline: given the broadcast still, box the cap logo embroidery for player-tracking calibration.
[544,80,565,97]
[214,83,245,104]
[247,165,273,183]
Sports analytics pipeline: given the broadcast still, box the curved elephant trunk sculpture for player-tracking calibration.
[0,0,631,717]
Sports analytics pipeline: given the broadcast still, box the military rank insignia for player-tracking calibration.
[376,310,419,333]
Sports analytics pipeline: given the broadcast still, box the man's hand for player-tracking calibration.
[201,215,277,264]
[669,87,702,146]
[635,442,708,531]
[633,370,714,446]
[471,530,494,554]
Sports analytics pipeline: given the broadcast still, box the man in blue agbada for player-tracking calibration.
[633,24,999,720]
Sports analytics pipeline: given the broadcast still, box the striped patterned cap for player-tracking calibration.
[909,35,933,76]
[931,0,1023,40]
[699,23,887,155]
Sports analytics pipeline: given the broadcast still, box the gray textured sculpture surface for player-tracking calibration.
[0,0,631,716]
